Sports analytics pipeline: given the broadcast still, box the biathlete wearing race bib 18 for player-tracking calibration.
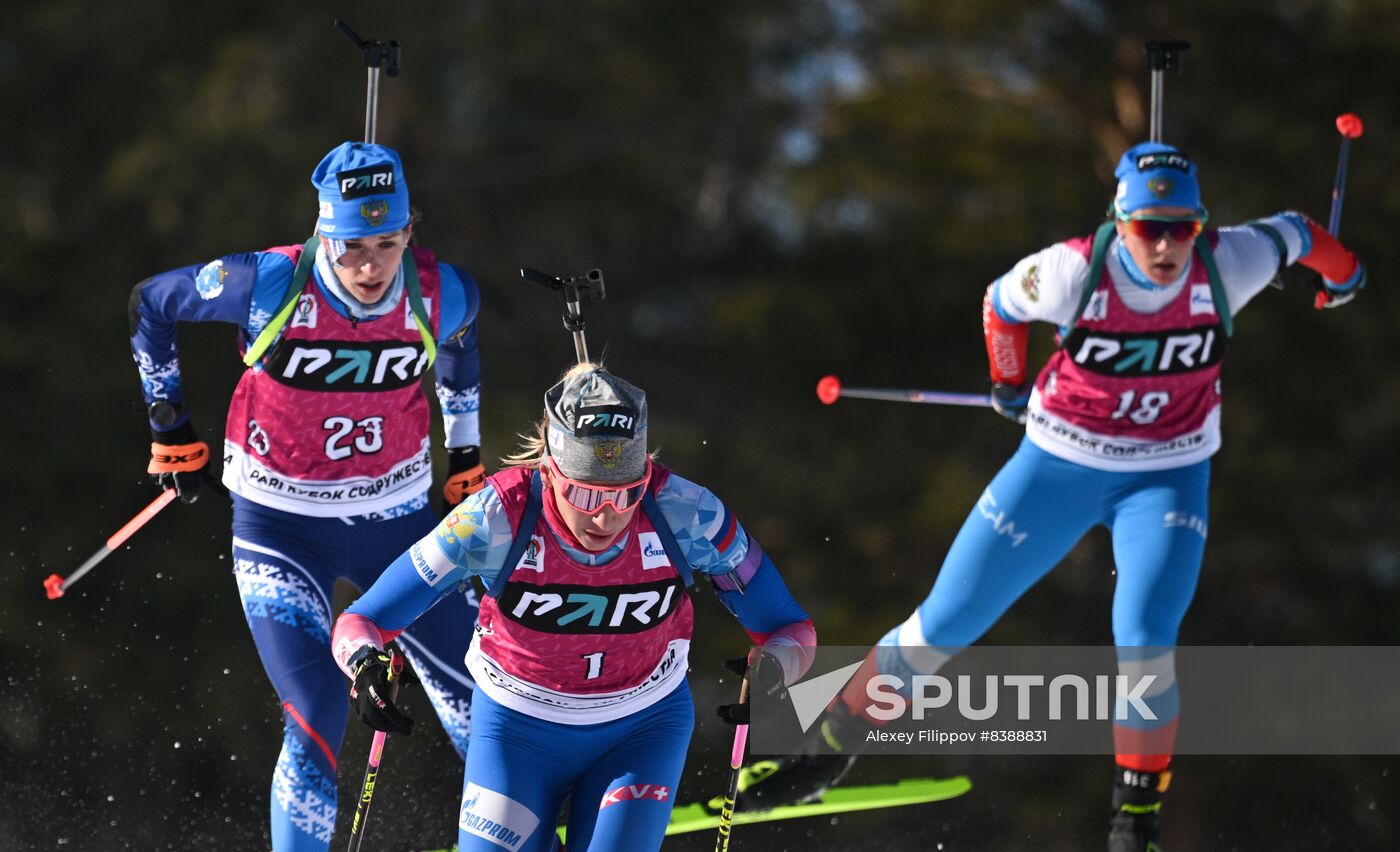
[1024,227,1228,471]
[734,141,1367,852]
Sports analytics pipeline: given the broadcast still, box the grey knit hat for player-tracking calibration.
[544,367,648,483]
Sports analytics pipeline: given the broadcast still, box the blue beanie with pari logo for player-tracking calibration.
[1113,142,1206,218]
[311,142,411,248]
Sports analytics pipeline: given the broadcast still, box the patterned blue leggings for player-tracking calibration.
[231,495,479,851]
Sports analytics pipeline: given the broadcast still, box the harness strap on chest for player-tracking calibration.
[488,470,695,599]
[1192,235,1233,337]
[243,237,319,366]
[490,471,546,599]
[401,250,438,365]
[641,491,694,589]
[240,239,438,367]
[1068,220,1232,339]
[1064,221,1119,336]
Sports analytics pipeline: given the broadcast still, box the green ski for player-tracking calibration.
[417,775,970,851]
[664,775,972,836]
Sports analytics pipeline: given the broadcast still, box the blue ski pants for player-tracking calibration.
[231,495,479,852]
[907,438,1210,648]
[456,683,694,852]
[875,438,1209,770]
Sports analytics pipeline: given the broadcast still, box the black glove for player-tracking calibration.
[716,648,788,726]
[990,382,1030,424]
[147,403,209,504]
[349,647,417,736]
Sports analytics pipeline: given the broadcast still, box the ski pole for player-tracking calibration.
[816,374,992,408]
[334,20,401,145]
[714,672,751,852]
[1143,41,1190,143]
[1315,112,1365,309]
[346,650,406,852]
[520,267,607,364]
[43,488,179,600]
[42,468,228,601]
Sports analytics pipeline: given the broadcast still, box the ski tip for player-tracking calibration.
[816,374,842,405]
[43,573,65,600]
[1336,113,1364,139]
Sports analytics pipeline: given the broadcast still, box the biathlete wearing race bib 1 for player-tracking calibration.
[332,365,816,852]
[467,464,695,723]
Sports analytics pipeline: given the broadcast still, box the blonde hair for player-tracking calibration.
[500,360,659,470]
[500,419,549,470]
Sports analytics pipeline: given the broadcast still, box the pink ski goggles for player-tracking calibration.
[546,456,651,513]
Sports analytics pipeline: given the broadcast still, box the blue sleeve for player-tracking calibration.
[653,473,810,634]
[344,480,517,630]
[128,251,294,429]
[714,550,811,636]
[434,263,483,448]
[345,549,455,631]
[436,263,481,342]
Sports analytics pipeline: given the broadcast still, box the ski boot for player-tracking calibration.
[1107,768,1168,852]
[733,701,870,812]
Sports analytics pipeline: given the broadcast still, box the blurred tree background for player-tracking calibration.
[3,0,1399,849]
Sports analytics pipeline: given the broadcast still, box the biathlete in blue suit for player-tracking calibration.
[741,142,1367,852]
[331,363,817,852]
[128,142,488,851]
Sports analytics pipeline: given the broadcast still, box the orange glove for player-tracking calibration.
[148,419,210,504]
[443,446,486,507]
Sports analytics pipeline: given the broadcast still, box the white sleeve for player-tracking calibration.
[1211,214,1310,314]
[991,242,1092,327]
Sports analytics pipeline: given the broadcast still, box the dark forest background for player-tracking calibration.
[4,1,1400,849]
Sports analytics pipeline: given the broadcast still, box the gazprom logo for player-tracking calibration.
[639,532,669,569]
[1189,284,1215,316]
[457,783,536,851]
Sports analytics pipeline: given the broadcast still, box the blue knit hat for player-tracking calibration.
[311,142,411,251]
[1113,142,1206,218]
